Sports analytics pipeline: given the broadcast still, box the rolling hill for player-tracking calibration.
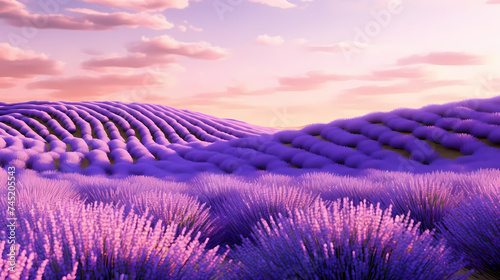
[1,97,500,177]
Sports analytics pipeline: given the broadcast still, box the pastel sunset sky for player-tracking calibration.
[0,0,499,128]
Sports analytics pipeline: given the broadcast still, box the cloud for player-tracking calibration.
[277,70,353,91]
[66,8,174,29]
[26,73,163,99]
[127,35,229,60]
[358,66,429,81]
[189,25,203,32]
[485,0,500,4]
[248,0,312,8]
[306,41,367,53]
[248,0,296,8]
[82,48,104,56]
[80,0,199,11]
[82,53,179,71]
[0,43,63,78]
[82,35,224,72]
[0,0,173,30]
[0,78,16,88]
[255,34,284,46]
[0,0,23,13]
[397,52,484,66]
[343,79,466,96]
[179,66,430,104]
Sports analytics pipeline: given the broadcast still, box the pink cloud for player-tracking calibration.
[0,78,16,88]
[177,24,202,32]
[80,0,198,11]
[127,35,229,60]
[82,53,178,71]
[356,66,429,81]
[486,0,500,4]
[249,0,296,8]
[0,43,63,78]
[0,0,22,13]
[189,25,203,32]
[0,0,173,30]
[173,97,258,110]
[171,86,276,107]
[397,52,484,66]
[248,0,311,8]
[66,8,173,29]
[344,79,466,96]
[277,70,353,91]
[183,66,432,104]
[255,34,285,46]
[306,41,367,53]
[82,49,104,56]
[26,73,162,99]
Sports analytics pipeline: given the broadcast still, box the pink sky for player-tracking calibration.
[0,0,499,128]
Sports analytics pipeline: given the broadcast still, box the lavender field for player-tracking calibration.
[1,96,500,279]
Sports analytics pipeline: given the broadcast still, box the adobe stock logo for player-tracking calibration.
[213,0,243,21]
[341,0,409,62]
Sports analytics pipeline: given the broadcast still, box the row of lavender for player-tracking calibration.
[1,168,498,279]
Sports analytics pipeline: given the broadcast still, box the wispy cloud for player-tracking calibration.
[343,79,466,96]
[362,66,429,80]
[397,52,484,66]
[255,34,285,46]
[0,0,173,30]
[82,54,178,72]
[277,70,353,91]
[0,78,16,89]
[80,0,200,11]
[0,43,63,79]
[127,35,229,60]
[26,73,162,99]
[306,41,368,53]
[248,0,297,9]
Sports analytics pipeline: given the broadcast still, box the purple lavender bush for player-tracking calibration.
[436,193,500,279]
[126,190,216,241]
[298,172,376,206]
[230,198,472,280]
[374,174,466,231]
[1,242,52,280]
[1,199,237,279]
[206,181,319,249]
[75,174,188,207]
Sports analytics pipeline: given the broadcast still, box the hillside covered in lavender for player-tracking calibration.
[1,97,500,177]
[1,96,500,279]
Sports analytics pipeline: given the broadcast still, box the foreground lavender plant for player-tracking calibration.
[1,199,237,279]
[126,190,216,241]
[436,194,500,279]
[230,198,472,280]
[208,184,319,249]
[298,172,376,206]
[74,174,188,206]
[0,242,50,280]
[374,174,466,232]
